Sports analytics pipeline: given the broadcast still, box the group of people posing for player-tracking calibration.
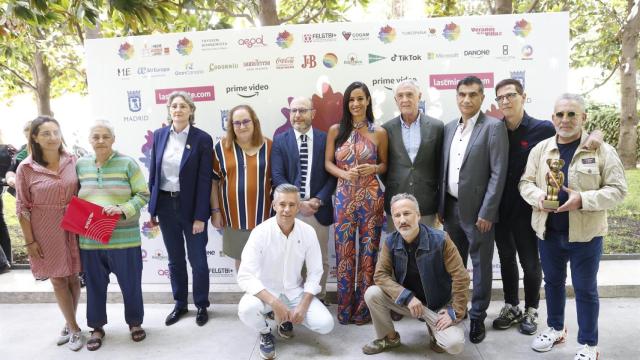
[11,75,627,360]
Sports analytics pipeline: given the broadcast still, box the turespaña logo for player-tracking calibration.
[513,19,532,37]
[378,25,396,43]
[368,53,386,64]
[220,110,229,131]
[176,37,193,55]
[471,26,502,37]
[127,90,142,112]
[302,55,317,68]
[118,42,134,60]
[238,35,265,48]
[276,57,295,69]
[323,53,338,68]
[276,30,294,49]
[510,71,525,88]
[344,53,363,66]
[429,72,494,90]
[521,45,533,59]
[442,22,461,41]
[155,86,215,104]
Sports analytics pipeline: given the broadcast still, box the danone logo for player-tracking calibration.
[378,25,396,43]
[276,30,294,49]
[442,22,460,41]
[513,19,532,37]
[176,37,193,55]
[118,42,134,60]
[323,53,338,68]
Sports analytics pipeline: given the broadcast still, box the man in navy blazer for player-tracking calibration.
[148,92,213,326]
[271,96,337,303]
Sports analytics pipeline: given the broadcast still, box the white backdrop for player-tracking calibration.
[84,12,569,283]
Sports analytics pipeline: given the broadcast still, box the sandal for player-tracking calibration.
[87,328,105,351]
[130,326,146,342]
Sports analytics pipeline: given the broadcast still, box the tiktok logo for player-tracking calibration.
[302,55,317,68]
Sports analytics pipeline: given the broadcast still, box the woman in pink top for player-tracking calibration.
[15,116,84,351]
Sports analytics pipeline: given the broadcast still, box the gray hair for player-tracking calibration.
[273,183,300,201]
[166,91,196,125]
[89,119,116,137]
[394,79,421,95]
[556,93,586,112]
[390,193,421,213]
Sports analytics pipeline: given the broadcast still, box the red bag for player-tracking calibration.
[61,196,119,244]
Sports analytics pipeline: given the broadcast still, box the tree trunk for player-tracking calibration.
[30,50,52,116]
[391,0,405,19]
[259,0,280,25]
[618,0,639,168]
[495,0,513,14]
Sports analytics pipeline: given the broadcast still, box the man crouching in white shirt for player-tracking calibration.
[237,183,334,359]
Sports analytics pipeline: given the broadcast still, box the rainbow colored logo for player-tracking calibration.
[378,25,396,43]
[513,19,532,37]
[141,221,160,239]
[276,31,294,49]
[323,53,338,68]
[118,42,134,60]
[176,37,193,55]
[442,22,460,41]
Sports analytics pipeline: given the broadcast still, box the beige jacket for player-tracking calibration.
[518,132,627,242]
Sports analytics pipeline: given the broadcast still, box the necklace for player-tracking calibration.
[352,121,367,129]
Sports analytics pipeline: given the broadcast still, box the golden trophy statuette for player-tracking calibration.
[543,158,565,210]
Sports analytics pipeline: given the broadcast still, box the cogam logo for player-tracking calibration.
[513,19,532,37]
[276,31,294,49]
[443,22,460,41]
[378,25,396,44]
[118,42,134,60]
[176,37,193,55]
[323,53,338,68]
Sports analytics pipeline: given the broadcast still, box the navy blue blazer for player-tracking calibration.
[148,125,213,223]
[271,128,336,226]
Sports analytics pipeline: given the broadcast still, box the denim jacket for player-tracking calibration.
[373,224,469,321]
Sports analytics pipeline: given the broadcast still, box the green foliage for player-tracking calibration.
[584,103,640,157]
[606,169,640,254]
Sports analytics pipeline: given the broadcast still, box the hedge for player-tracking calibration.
[584,103,640,158]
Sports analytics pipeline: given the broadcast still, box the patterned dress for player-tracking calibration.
[334,123,384,324]
[15,154,80,279]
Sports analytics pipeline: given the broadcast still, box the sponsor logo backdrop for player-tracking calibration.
[85,13,569,283]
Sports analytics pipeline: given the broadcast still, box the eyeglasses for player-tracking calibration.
[290,108,313,115]
[554,111,580,119]
[495,92,519,102]
[232,119,252,127]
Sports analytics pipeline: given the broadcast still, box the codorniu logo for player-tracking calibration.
[341,31,370,41]
[175,62,205,76]
[276,57,295,69]
[127,90,142,112]
[226,83,269,98]
[303,32,337,43]
[137,66,171,77]
[368,53,386,64]
[209,63,239,72]
[390,54,422,62]
[243,59,270,71]
[238,35,265,48]
[464,49,491,58]
[301,55,317,68]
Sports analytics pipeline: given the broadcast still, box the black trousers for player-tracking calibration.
[494,213,541,309]
[0,190,12,265]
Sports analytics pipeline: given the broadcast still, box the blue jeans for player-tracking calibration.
[539,233,602,346]
[156,193,210,309]
[81,247,144,329]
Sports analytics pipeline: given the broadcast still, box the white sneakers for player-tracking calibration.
[67,331,84,351]
[574,344,599,360]
[531,326,567,352]
[56,326,71,346]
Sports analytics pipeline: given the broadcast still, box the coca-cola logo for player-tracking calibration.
[238,35,265,48]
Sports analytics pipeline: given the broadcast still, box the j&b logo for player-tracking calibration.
[302,55,317,68]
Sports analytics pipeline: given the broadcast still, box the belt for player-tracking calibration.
[160,190,180,197]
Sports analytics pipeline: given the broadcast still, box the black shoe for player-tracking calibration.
[196,307,209,326]
[165,307,188,326]
[0,264,10,275]
[469,319,486,344]
[492,304,522,330]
